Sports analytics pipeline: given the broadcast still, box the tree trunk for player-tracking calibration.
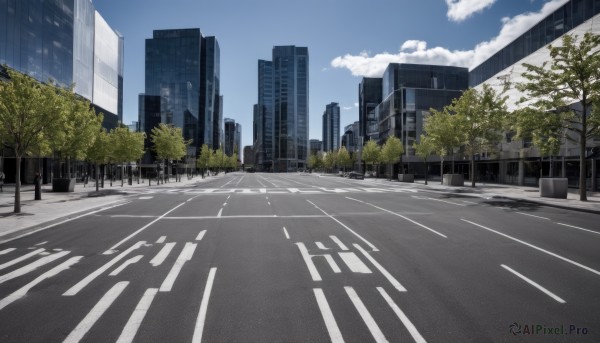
[471,154,476,188]
[425,160,428,185]
[580,133,588,201]
[95,163,100,192]
[440,159,444,185]
[14,155,21,213]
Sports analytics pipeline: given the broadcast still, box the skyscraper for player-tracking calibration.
[274,46,309,172]
[322,102,340,152]
[359,78,383,142]
[254,46,308,172]
[224,118,236,156]
[0,0,124,129]
[254,60,274,171]
[140,28,222,163]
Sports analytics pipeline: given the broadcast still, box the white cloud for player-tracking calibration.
[331,0,569,77]
[342,106,353,110]
[354,102,359,107]
[446,0,497,22]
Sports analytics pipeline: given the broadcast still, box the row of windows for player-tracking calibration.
[470,0,600,87]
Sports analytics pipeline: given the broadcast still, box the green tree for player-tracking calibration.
[111,127,146,187]
[425,107,463,183]
[209,148,226,173]
[197,144,211,177]
[50,86,102,178]
[362,140,380,176]
[379,135,404,180]
[413,135,436,185]
[516,33,600,201]
[151,123,190,181]
[86,126,111,191]
[307,152,322,171]
[322,151,335,173]
[0,68,63,213]
[337,146,352,173]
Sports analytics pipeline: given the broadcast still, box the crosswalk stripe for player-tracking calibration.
[313,288,344,343]
[345,287,388,343]
[116,288,159,343]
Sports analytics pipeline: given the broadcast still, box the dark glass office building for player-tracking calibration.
[375,64,468,155]
[140,29,222,163]
[224,118,236,156]
[254,46,309,172]
[0,0,124,128]
[359,78,383,141]
[322,102,340,152]
[254,60,274,171]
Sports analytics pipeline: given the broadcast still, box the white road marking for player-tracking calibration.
[307,200,379,252]
[156,236,166,244]
[377,287,427,343]
[316,242,329,250]
[346,197,447,239]
[196,230,207,241]
[0,248,16,255]
[296,243,322,281]
[461,200,478,205]
[516,212,550,220]
[217,208,223,217]
[0,201,128,245]
[150,243,176,267]
[462,219,600,277]
[339,252,372,273]
[63,281,129,343]
[64,241,145,296]
[324,255,342,273]
[35,241,48,246]
[345,287,388,343]
[0,248,45,271]
[330,236,349,251]
[556,222,600,236]
[159,242,197,292]
[109,255,143,276]
[39,252,50,256]
[501,264,566,303]
[0,250,70,284]
[139,196,153,200]
[103,203,185,255]
[0,256,81,311]
[313,288,344,343]
[354,244,407,292]
[116,288,159,343]
[283,227,290,239]
[191,267,217,343]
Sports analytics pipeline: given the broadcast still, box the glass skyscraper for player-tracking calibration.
[322,102,340,152]
[140,29,221,163]
[274,46,309,172]
[0,0,124,128]
[254,60,274,171]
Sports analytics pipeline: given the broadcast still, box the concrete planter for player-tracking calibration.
[539,178,568,199]
[397,174,414,183]
[52,178,76,192]
[443,174,464,186]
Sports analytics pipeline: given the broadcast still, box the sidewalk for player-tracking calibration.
[0,174,219,242]
[361,176,600,214]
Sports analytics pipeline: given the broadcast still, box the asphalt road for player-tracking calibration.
[0,172,598,342]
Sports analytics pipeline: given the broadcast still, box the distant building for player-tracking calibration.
[128,121,139,132]
[140,28,222,164]
[309,139,323,156]
[322,103,340,152]
[243,146,255,166]
[224,118,236,156]
[254,46,309,172]
[341,122,360,153]
[235,123,242,158]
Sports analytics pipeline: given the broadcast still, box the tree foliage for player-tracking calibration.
[150,123,190,162]
[413,135,436,185]
[362,139,381,174]
[379,135,404,180]
[515,32,600,200]
[0,68,63,212]
[337,146,352,172]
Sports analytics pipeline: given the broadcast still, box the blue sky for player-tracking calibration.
[93,0,568,151]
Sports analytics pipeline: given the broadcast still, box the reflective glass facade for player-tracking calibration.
[470,0,600,87]
[375,64,468,155]
[254,60,274,170]
[322,102,340,152]
[359,77,382,141]
[0,0,123,126]
[224,118,235,156]
[272,46,309,172]
[143,29,221,160]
